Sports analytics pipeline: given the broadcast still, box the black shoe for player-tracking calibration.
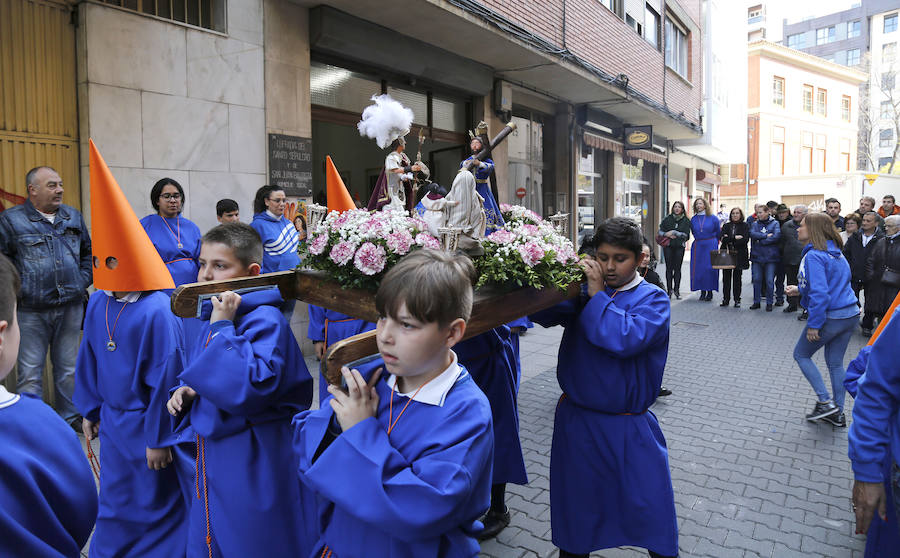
[783,305,797,313]
[806,400,840,421]
[667,289,672,299]
[822,412,847,427]
[749,303,761,310]
[734,300,741,308]
[699,292,706,301]
[861,327,873,337]
[478,507,510,540]
[674,291,681,300]
[798,310,808,321]
[658,387,672,397]
[719,300,729,307]
[775,300,785,307]
[766,304,773,312]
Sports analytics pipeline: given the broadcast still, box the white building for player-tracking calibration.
[868,8,900,172]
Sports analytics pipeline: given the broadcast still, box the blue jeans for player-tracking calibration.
[752,262,776,304]
[16,302,82,423]
[792,315,857,410]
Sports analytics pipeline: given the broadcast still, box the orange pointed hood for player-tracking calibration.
[89,139,175,292]
[325,156,356,212]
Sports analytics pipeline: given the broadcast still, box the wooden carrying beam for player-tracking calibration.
[321,281,581,384]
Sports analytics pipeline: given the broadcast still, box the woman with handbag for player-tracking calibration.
[719,207,750,308]
[689,198,721,301]
[864,215,900,327]
[657,201,691,299]
[785,213,859,427]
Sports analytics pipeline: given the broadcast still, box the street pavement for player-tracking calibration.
[481,267,870,558]
[80,266,872,557]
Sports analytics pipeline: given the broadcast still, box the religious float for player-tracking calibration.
[171,96,583,384]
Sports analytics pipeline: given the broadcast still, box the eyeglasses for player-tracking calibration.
[160,193,182,200]
[268,197,287,204]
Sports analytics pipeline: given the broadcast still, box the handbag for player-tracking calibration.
[710,249,737,269]
[882,267,900,288]
[655,234,671,247]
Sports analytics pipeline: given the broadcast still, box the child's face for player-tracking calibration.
[376,302,463,385]
[197,242,260,282]
[639,245,651,270]
[0,307,20,381]
[218,210,239,224]
[594,243,640,288]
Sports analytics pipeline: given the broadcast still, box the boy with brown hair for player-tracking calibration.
[292,248,494,557]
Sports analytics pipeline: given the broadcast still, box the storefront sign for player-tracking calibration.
[623,126,652,150]
[269,134,313,197]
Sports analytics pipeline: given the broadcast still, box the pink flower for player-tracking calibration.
[330,212,351,231]
[555,245,577,264]
[411,217,428,232]
[329,241,356,266]
[358,217,387,236]
[499,203,513,213]
[386,230,414,255]
[354,242,387,275]
[415,233,441,250]
[517,242,545,267]
[526,210,542,223]
[308,234,328,255]
[486,230,516,245]
[521,224,540,236]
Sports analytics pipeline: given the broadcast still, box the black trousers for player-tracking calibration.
[721,268,743,301]
[663,245,685,292]
[784,263,800,307]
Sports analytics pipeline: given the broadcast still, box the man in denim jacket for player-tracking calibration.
[0,167,92,429]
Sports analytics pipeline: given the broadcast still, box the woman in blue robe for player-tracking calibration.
[140,178,202,288]
[292,356,493,558]
[0,389,98,557]
[531,260,678,556]
[174,289,316,558]
[307,304,376,403]
[73,290,188,558]
[460,152,503,233]
[689,197,721,301]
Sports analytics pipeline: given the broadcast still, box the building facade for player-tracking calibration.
[727,41,866,212]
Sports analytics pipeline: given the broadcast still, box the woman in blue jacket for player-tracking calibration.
[786,213,860,426]
[250,185,300,321]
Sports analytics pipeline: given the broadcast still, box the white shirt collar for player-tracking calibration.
[0,385,20,409]
[386,350,462,407]
[266,210,281,220]
[102,290,141,303]
[613,272,643,293]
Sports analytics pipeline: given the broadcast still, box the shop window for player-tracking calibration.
[97,0,224,31]
[508,113,549,216]
[431,96,465,133]
[386,87,429,127]
[577,144,608,245]
[310,62,381,115]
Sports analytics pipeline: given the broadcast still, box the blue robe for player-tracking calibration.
[460,156,503,232]
[140,214,202,287]
[307,304,376,402]
[690,214,721,291]
[73,290,188,558]
[531,280,678,555]
[176,288,315,558]
[292,357,493,558]
[0,391,98,558]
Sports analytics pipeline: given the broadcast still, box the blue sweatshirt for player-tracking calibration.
[849,308,900,483]
[749,217,782,263]
[250,212,300,274]
[797,241,859,329]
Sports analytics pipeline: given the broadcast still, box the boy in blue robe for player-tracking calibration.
[308,304,375,402]
[531,217,678,558]
[293,249,494,558]
[167,223,315,558]
[0,254,98,557]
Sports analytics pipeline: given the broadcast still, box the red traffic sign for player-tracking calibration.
[516,187,526,198]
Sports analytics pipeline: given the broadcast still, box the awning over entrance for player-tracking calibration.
[584,132,666,165]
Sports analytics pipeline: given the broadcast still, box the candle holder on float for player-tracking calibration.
[306,204,327,231]
[438,226,462,252]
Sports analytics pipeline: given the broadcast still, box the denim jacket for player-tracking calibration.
[0,200,92,310]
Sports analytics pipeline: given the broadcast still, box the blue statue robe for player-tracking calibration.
[307,304,376,402]
[460,156,503,232]
[0,391,98,558]
[73,290,188,558]
[690,214,721,291]
[140,214,202,287]
[531,278,678,555]
[292,356,493,558]
[176,288,315,558]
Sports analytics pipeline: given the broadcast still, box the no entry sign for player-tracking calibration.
[516,187,526,198]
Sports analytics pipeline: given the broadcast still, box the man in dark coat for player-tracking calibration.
[780,205,808,314]
[865,215,900,334]
[844,211,883,335]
